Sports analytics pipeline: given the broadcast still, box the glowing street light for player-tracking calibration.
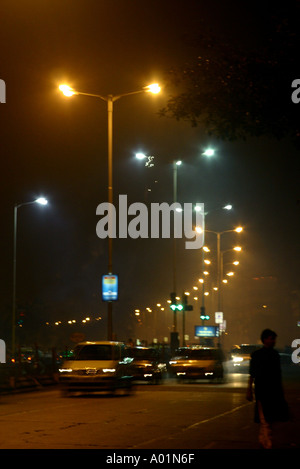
[59,84,76,97]
[136,152,147,160]
[205,227,243,311]
[202,148,215,157]
[59,82,160,340]
[12,197,48,356]
[145,83,161,94]
[35,197,48,205]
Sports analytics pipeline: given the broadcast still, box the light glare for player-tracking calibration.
[146,83,161,94]
[35,197,48,205]
[203,148,215,157]
[59,84,75,97]
[136,153,146,159]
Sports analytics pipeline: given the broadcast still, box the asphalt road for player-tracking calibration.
[0,367,299,452]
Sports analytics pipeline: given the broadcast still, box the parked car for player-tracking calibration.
[121,346,167,384]
[230,344,261,371]
[168,346,224,381]
[59,341,133,396]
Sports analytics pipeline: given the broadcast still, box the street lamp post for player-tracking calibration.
[172,160,182,333]
[205,227,243,312]
[136,154,182,333]
[12,197,48,356]
[59,83,160,340]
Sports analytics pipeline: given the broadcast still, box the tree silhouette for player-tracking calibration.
[160,4,300,146]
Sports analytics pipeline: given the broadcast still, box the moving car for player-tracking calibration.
[121,346,167,384]
[230,344,261,370]
[168,346,224,381]
[59,341,133,396]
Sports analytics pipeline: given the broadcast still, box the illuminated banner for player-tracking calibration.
[102,274,118,301]
[194,325,219,337]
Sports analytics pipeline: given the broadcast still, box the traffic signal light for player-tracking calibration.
[17,311,25,327]
[200,306,210,321]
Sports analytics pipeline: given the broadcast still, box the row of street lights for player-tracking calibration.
[133,150,221,335]
[131,231,243,346]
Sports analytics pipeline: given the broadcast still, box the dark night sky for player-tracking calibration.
[1,1,299,349]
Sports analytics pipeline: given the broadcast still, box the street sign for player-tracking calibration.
[219,320,226,333]
[102,274,118,301]
[215,312,223,324]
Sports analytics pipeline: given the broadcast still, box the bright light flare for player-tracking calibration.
[59,84,75,97]
[145,83,161,94]
[136,153,146,160]
[203,148,215,157]
[235,226,243,233]
[35,197,48,205]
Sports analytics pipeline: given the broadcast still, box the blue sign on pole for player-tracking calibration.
[102,274,118,301]
[194,325,219,338]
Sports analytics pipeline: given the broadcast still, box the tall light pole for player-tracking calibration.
[205,227,243,312]
[12,197,48,356]
[135,153,182,333]
[59,83,161,340]
[172,160,182,333]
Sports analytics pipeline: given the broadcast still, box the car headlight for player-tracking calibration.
[103,368,116,373]
[59,368,73,373]
[232,356,243,363]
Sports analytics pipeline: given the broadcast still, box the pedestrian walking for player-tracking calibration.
[246,329,289,449]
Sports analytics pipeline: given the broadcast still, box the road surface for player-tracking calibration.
[0,368,299,451]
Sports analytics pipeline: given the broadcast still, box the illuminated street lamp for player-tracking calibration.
[205,227,243,311]
[12,197,48,356]
[59,82,160,340]
[202,148,215,157]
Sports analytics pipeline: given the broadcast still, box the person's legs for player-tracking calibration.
[257,401,272,448]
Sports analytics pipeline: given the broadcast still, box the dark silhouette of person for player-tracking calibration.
[246,329,289,448]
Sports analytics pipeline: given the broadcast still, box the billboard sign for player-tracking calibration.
[102,274,118,301]
[194,325,219,338]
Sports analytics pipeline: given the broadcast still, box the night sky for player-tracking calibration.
[1,1,299,350]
